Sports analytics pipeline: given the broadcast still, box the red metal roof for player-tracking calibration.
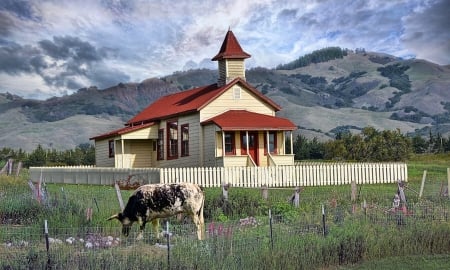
[89,122,156,140]
[212,30,251,61]
[127,77,281,125]
[201,110,297,131]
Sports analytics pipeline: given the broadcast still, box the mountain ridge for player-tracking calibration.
[1,49,449,151]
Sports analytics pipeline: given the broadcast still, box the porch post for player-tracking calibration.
[246,131,249,153]
[266,131,269,153]
[222,131,225,157]
[121,139,125,168]
[290,131,293,155]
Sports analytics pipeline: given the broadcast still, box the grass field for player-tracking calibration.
[1,154,450,269]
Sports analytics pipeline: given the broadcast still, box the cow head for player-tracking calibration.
[107,213,134,236]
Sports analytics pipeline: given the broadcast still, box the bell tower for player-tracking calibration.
[212,30,251,87]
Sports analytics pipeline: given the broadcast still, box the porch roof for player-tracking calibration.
[89,122,156,140]
[201,110,297,131]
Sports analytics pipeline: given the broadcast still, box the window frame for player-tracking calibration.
[181,124,189,157]
[167,120,178,160]
[108,140,115,158]
[224,131,236,155]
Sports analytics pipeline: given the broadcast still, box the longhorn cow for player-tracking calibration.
[108,183,205,240]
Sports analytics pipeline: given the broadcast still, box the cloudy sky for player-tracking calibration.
[1,0,449,100]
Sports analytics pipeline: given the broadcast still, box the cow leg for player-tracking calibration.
[191,212,205,240]
[136,218,146,240]
[151,218,160,239]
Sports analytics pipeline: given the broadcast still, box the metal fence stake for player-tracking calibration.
[166,221,170,270]
[322,205,326,237]
[269,209,273,249]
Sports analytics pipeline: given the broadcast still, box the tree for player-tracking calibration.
[411,134,428,154]
[25,144,47,167]
[322,127,412,161]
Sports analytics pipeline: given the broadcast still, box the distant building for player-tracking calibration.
[90,30,296,168]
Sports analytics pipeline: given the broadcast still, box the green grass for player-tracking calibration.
[2,155,450,269]
[343,254,450,270]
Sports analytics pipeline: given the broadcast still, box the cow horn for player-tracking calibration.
[107,214,119,221]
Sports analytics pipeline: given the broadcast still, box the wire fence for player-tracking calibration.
[2,165,450,269]
[2,202,450,269]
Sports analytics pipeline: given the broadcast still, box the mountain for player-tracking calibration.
[1,49,449,151]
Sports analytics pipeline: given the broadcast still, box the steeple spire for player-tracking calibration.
[212,30,251,86]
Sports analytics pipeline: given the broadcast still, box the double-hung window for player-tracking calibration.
[108,140,115,158]
[224,132,235,155]
[167,120,178,159]
[181,124,189,157]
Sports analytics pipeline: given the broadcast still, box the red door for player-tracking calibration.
[241,132,258,165]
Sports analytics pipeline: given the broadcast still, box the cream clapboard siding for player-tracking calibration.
[94,139,115,167]
[129,140,153,168]
[155,114,202,168]
[202,124,219,167]
[122,126,158,139]
[200,84,274,122]
[226,60,245,80]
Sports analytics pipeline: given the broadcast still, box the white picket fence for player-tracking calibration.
[30,162,407,187]
[161,163,407,187]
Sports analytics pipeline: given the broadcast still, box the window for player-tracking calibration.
[224,132,235,155]
[157,129,164,160]
[233,87,241,99]
[181,124,189,157]
[108,140,115,158]
[264,131,277,155]
[167,120,178,159]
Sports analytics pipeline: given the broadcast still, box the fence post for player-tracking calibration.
[166,220,170,270]
[261,185,268,200]
[322,204,326,237]
[269,209,273,249]
[419,170,427,199]
[351,181,357,202]
[448,168,450,199]
[114,182,125,212]
[222,182,230,201]
[291,187,300,207]
[44,219,51,267]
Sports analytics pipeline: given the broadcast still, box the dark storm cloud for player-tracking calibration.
[39,36,105,62]
[1,33,128,92]
[0,0,35,20]
[0,43,42,74]
[35,35,128,90]
[402,0,450,64]
[0,11,14,36]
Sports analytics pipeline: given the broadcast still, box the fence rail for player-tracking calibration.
[30,163,407,187]
[29,166,160,185]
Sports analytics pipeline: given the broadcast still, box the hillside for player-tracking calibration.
[0,49,449,151]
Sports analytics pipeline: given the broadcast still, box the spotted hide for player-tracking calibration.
[108,183,205,240]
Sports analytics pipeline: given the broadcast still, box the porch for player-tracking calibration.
[214,130,295,167]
